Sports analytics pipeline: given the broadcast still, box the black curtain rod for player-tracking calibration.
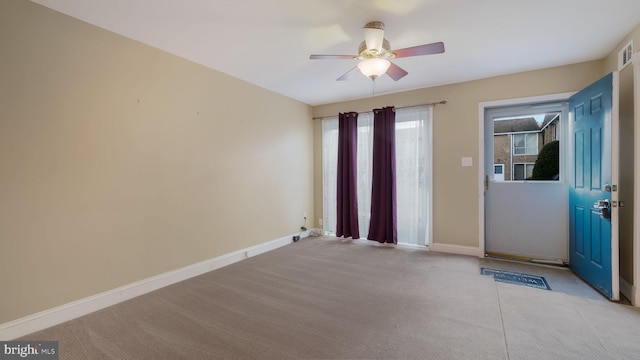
[312,100,447,120]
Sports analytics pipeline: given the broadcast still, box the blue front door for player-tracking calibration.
[569,73,618,299]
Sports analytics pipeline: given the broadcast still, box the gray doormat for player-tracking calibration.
[481,268,551,290]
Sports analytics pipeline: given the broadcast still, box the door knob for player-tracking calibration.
[593,199,611,219]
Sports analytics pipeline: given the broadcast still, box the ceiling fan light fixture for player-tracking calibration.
[309,21,444,84]
[357,58,391,79]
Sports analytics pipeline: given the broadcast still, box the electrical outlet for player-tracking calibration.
[318,218,323,226]
[303,212,307,220]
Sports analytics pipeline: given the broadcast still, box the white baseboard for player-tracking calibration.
[429,242,484,258]
[620,277,638,306]
[0,234,298,340]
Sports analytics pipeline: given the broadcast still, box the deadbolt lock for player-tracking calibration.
[603,184,618,192]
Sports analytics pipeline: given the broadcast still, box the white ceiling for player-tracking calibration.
[31,0,640,106]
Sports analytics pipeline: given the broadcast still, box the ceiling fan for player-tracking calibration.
[310,21,445,81]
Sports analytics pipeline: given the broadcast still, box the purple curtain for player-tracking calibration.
[336,112,360,239]
[368,107,397,244]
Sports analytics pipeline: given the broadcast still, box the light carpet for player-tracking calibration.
[19,236,640,359]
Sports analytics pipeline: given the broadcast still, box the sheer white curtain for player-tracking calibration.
[322,117,338,235]
[322,106,432,245]
[356,113,373,237]
[395,106,432,246]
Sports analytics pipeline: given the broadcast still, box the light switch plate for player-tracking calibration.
[461,157,473,167]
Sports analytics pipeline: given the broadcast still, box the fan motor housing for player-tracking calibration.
[357,39,394,59]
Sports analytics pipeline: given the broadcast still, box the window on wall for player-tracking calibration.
[492,110,562,182]
[512,133,538,155]
[321,106,432,246]
[513,163,535,180]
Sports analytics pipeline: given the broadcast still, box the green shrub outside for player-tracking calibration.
[530,140,559,180]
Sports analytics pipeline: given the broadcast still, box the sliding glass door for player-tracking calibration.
[322,106,432,246]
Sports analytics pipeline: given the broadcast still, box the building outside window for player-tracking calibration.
[493,113,560,181]
[513,163,535,180]
[512,133,538,155]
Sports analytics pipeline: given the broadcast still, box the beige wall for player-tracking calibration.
[0,0,313,324]
[618,65,635,284]
[608,23,639,285]
[603,22,639,286]
[313,61,604,248]
[604,22,640,74]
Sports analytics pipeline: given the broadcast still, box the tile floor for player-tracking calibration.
[479,256,629,303]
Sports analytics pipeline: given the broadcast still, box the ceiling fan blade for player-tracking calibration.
[309,54,356,60]
[337,66,359,81]
[393,42,445,58]
[386,62,408,81]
